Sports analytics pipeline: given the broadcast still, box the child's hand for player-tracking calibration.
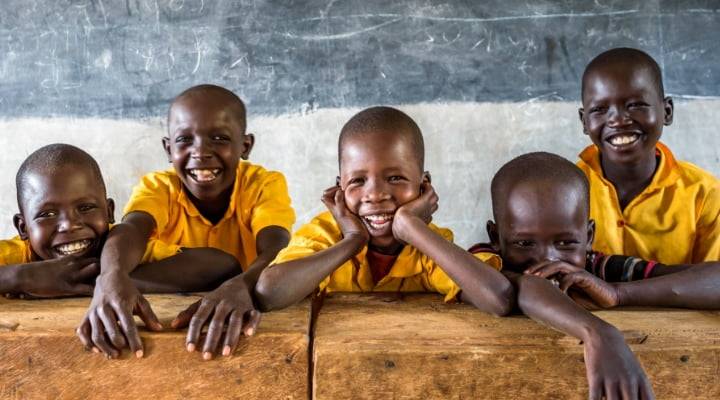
[525,261,620,308]
[583,329,655,399]
[12,256,99,298]
[170,276,260,360]
[76,272,163,358]
[321,186,369,242]
[392,182,439,243]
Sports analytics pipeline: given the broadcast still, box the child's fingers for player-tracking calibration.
[222,310,245,356]
[639,378,655,400]
[117,306,144,358]
[605,382,620,400]
[523,260,555,275]
[620,379,639,400]
[76,318,93,350]
[135,295,163,332]
[587,374,602,400]
[88,311,117,358]
[186,301,214,352]
[242,309,261,336]
[201,305,233,359]
[171,300,200,329]
[97,305,127,350]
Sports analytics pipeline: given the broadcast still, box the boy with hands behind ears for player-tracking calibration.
[256,106,514,316]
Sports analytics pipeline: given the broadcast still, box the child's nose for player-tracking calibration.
[607,107,631,127]
[57,211,83,232]
[362,179,391,203]
[190,138,212,159]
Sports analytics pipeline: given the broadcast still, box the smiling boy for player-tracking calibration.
[256,106,513,316]
[473,152,654,400]
[578,47,720,264]
[77,85,295,360]
[0,144,238,299]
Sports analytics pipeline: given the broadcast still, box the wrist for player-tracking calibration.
[393,213,423,242]
[579,319,618,344]
[342,232,368,252]
[614,283,629,307]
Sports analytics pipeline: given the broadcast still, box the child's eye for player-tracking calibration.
[175,135,192,144]
[588,106,606,114]
[512,240,534,248]
[36,210,58,219]
[627,102,648,109]
[557,240,579,247]
[388,176,405,182]
[348,177,365,185]
[78,204,98,213]
[211,134,230,141]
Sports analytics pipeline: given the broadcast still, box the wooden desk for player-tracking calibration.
[312,293,720,399]
[0,295,309,400]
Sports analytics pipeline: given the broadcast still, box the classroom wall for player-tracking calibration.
[1,1,718,246]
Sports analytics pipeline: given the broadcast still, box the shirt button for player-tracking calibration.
[617,220,625,228]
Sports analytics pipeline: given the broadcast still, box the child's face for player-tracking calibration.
[488,182,593,273]
[13,165,114,261]
[165,95,254,206]
[580,63,673,167]
[339,132,424,251]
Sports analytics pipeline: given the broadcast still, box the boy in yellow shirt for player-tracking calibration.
[0,144,238,298]
[577,47,719,264]
[77,85,295,360]
[256,106,513,316]
[472,152,654,400]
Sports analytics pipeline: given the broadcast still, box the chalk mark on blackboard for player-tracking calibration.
[284,18,402,41]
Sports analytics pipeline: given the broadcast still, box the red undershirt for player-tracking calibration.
[366,248,399,285]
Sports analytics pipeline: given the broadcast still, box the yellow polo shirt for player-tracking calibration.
[578,142,720,264]
[272,211,502,302]
[124,161,295,271]
[0,235,179,266]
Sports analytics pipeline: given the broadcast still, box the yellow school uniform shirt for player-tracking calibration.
[0,234,179,266]
[124,160,295,271]
[271,211,502,302]
[578,142,720,264]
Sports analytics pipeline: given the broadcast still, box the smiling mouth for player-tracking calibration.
[187,168,221,183]
[54,239,93,256]
[606,133,640,147]
[362,213,394,231]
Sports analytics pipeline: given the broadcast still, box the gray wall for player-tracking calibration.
[1,0,718,246]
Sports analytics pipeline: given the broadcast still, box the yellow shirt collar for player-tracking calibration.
[175,163,245,224]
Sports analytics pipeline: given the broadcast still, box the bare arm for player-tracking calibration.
[391,184,513,316]
[509,272,654,400]
[256,186,368,311]
[617,262,720,308]
[0,257,98,297]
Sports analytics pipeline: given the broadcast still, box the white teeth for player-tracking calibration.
[364,214,393,229]
[188,169,220,182]
[609,134,639,146]
[55,240,91,255]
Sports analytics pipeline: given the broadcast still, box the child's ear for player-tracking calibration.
[663,97,674,126]
[335,176,341,187]
[162,137,172,163]
[106,198,116,225]
[586,219,596,251]
[486,220,500,251]
[578,108,588,135]
[13,214,28,241]
[240,133,255,160]
[422,171,431,184]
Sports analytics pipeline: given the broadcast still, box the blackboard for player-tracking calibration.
[1,0,718,118]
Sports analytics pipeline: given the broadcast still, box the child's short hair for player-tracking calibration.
[581,47,665,98]
[490,152,590,221]
[15,144,105,212]
[338,106,425,170]
[169,84,247,132]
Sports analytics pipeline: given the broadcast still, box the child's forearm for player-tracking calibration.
[0,264,26,293]
[255,234,366,311]
[514,273,618,341]
[617,262,720,309]
[99,212,155,277]
[240,226,291,288]
[401,217,514,316]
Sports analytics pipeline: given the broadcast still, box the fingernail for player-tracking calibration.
[203,352,212,360]
[135,350,144,358]
[187,343,195,352]
[222,346,231,356]
[92,347,100,353]
[246,327,255,336]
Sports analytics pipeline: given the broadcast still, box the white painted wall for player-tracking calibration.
[1,99,718,247]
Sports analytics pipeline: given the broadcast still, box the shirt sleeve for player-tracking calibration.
[123,173,173,234]
[270,215,339,292]
[0,238,31,266]
[693,182,720,262]
[250,172,296,236]
[140,239,182,263]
